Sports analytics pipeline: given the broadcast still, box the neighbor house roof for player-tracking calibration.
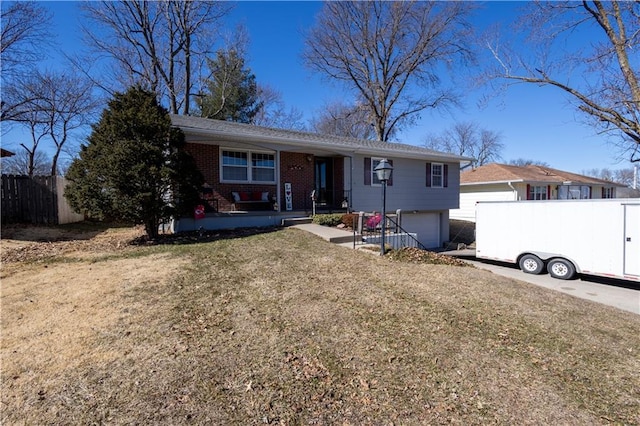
[171,115,473,163]
[461,163,624,187]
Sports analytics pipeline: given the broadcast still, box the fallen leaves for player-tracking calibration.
[386,247,474,267]
[1,226,144,263]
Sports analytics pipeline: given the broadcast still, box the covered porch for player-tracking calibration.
[171,207,349,233]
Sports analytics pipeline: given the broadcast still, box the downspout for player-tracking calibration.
[507,181,518,200]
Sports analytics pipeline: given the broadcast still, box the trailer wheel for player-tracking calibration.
[519,254,544,275]
[547,258,576,280]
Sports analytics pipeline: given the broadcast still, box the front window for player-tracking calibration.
[431,163,443,188]
[602,187,615,199]
[529,185,548,200]
[222,151,248,181]
[371,157,383,186]
[558,185,591,199]
[251,152,275,182]
[221,149,275,183]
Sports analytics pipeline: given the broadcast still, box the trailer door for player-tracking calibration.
[624,204,640,278]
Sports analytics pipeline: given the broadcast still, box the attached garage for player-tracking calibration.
[397,211,447,249]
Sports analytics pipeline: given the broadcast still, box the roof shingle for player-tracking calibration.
[461,163,623,186]
[171,115,473,162]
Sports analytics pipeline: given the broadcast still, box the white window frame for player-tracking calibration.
[371,157,384,186]
[431,162,444,188]
[558,184,591,200]
[602,187,615,199]
[220,148,276,184]
[529,185,548,200]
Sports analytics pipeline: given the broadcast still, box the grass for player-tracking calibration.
[2,226,639,424]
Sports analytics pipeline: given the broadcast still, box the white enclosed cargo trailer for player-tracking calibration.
[475,199,640,281]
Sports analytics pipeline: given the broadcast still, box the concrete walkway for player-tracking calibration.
[291,223,355,243]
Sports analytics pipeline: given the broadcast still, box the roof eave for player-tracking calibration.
[178,125,472,163]
[461,179,525,186]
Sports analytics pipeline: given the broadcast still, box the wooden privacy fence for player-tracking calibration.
[1,175,84,225]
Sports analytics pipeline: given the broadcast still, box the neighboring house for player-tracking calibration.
[1,148,15,157]
[170,115,472,248]
[450,163,627,222]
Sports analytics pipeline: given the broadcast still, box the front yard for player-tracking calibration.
[1,224,639,424]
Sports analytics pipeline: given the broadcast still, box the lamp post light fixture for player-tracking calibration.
[374,159,393,255]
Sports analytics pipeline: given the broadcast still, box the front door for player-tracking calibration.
[314,157,333,206]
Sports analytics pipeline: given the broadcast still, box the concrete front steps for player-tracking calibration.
[281,217,312,227]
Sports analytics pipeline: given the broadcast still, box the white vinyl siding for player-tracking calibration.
[451,186,517,222]
[351,156,459,212]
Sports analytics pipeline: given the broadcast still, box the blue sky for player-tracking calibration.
[2,1,633,174]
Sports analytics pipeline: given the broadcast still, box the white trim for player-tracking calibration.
[431,162,444,188]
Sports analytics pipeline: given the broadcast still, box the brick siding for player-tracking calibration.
[185,143,346,212]
[280,152,315,210]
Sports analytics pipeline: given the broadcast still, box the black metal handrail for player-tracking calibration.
[386,215,428,250]
[354,212,428,251]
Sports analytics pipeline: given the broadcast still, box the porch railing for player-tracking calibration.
[353,212,427,252]
[304,189,352,213]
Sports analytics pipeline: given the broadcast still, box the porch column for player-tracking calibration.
[275,150,281,212]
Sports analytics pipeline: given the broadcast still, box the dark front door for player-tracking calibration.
[314,157,333,206]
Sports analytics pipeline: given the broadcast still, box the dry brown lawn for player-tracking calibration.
[1,224,639,425]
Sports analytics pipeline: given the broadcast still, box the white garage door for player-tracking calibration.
[399,212,440,249]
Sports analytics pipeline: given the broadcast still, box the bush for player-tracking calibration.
[312,213,343,227]
[341,213,358,228]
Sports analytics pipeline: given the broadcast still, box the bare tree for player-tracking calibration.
[304,1,474,142]
[485,1,640,162]
[0,2,52,76]
[1,148,52,176]
[4,71,99,176]
[252,85,306,131]
[80,1,231,115]
[508,158,550,167]
[425,122,503,166]
[0,2,52,122]
[583,167,635,186]
[310,101,376,139]
[8,103,49,177]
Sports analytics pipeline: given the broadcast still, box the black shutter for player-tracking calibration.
[426,162,432,187]
[443,164,448,188]
[364,157,371,185]
[387,159,393,186]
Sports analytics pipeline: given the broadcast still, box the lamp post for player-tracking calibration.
[374,159,393,255]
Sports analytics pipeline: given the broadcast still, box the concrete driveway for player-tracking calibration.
[456,255,640,315]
